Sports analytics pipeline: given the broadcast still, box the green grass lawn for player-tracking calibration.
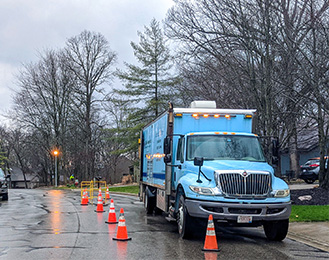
[290,205,329,222]
[54,184,139,195]
[108,185,139,194]
[56,184,78,189]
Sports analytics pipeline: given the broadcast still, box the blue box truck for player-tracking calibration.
[140,101,291,240]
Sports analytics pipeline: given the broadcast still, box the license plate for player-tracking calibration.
[237,216,252,223]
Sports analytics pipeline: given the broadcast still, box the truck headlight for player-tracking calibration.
[272,189,290,197]
[189,186,222,196]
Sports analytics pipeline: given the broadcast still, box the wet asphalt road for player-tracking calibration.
[0,189,329,260]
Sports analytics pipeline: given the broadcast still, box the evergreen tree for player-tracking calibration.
[116,18,179,122]
[0,141,8,169]
[114,18,179,156]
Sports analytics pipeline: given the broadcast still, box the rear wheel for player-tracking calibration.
[263,219,289,241]
[2,193,8,201]
[177,195,194,239]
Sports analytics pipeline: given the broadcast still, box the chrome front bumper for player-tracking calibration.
[185,199,291,222]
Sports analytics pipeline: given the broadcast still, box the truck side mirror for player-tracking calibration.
[163,136,171,155]
[194,157,204,167]
[194,157,210,183]
[164,154,172,164]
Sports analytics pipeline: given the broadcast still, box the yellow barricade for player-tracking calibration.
[80,180,108,205]
[82,180,107,205]
[80,181,92,202]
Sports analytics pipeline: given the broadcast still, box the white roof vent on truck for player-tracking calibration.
[190,101,216,109]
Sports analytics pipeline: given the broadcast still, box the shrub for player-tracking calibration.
[121,175,133,184]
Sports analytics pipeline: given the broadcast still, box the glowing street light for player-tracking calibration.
[52,149,59,187]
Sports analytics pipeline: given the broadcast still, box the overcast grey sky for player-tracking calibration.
[0,0,174,123]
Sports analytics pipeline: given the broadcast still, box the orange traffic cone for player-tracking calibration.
[85,190,89,204]
[98,188,107,205]
[105,199,118,224]
[95,191,105,212]
[105,187,110,200]
[202,214,220,252]
[81,189,88,205]
[113,208,132,241]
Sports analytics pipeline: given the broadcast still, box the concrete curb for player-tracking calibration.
[287,232,329,253]
[106,191,139,197]
[288,222,329,253]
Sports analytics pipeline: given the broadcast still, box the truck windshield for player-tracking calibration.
[186,135,266,162]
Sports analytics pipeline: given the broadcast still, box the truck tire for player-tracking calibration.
[263,219,289,241]
[305,179,315,184]
[144,191,155,214]
[177,195,194,239]
[2,193,8,201]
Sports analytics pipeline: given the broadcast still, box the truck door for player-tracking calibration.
[173,137,185,187]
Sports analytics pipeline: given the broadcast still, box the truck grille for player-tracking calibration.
[215,170,271,197]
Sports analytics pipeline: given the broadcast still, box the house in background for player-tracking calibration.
[9,166,40,189]
[110,156,133,184]
[280,124,320,177]
[96,156,133,184]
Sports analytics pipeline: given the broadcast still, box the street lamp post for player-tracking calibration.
[53,150,59,187]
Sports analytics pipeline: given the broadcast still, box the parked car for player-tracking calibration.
[0,168,9,200]
[299,157,328,184]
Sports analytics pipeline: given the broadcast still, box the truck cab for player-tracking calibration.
[140,101,291,241]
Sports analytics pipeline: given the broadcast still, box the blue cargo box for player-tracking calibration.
[141,108,256,187]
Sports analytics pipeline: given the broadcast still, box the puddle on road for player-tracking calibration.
[25,245,88,253]
[116,241,128,259]
[204,252,219,260]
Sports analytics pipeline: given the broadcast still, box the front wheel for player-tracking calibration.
[304,179,315,184]
[263,219,289,241]
[177,195,194,239]
[2,193,8,201]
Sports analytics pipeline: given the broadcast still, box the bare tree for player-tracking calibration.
[64,30,117,181]
[296,0,329,188]
[165,0,329,185]
[165,0,283,157]
[11,49,76,185]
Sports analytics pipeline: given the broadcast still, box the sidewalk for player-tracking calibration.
[288,183,328,252]
[289,183,319,190]
[288,222,329,252]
